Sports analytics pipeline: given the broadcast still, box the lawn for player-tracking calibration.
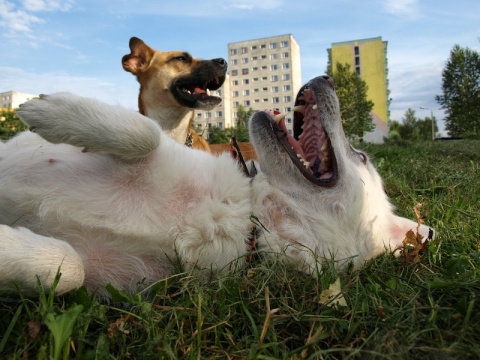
[1,140,479,359]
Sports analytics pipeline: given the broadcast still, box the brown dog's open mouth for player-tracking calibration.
[173,75,226,109]
[263,78,338,187]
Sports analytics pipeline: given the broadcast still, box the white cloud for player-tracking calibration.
[225,0,284,10]
[0,0,43,33]
[382,0,420,19]
[21,0,74,12]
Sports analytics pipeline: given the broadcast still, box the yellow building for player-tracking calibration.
[328,37,389,143]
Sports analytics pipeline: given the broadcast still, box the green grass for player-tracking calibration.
[1,140,479,359]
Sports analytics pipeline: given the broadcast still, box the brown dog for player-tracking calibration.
[122,37,227,152]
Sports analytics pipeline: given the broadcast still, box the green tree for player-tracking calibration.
[0,109,28,140]
[435,44,480,137]
[326,62,374,138]
[232,105,254,142]
[386,108,438,142]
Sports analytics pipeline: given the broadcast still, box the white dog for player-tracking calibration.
[0,76,432,299]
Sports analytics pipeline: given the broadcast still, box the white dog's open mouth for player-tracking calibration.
[263,76,338,187]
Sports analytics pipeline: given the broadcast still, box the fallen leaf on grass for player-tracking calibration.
[107,314,134,338]
[318,278,347,307]
[401,203,432,263]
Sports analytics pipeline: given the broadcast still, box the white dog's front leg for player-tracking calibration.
[0,225,85,295]
[16,93,161,159]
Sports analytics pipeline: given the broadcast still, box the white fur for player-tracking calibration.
[0,89,432,298]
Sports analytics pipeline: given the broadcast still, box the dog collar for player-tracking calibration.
[185,129,194,148]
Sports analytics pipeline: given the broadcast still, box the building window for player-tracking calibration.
[281,41,288,48]
[243,79,249,85]
[254,99,260,103]
[270,42,277,49]
[261,55,267,59]
[271,75,278,82]
[205,112,212,118]
[252,56,258,60]
[244,100,250,106]
[252,67,258,71]
[254,88,259,92]
[355,57,360,66]
[252,45,257,50]
[270,54,277,60]
[232,69,238,76]
[263,98,269,102]
[284,96,291,102]
[270,64,278,71]
[260,44,266,49]
[282,74,290,81]
[262,76,268,81]
[217,122,223,128]
[196,113,202,118]
[282,63,289,69]
[253,77,259,82]
[234,101,240,107]
[242,68,249,75]
[241,47,248,54]
[272,86,279,92]
[272,97,280,103]
[242,57,248,64]
[281,52,289,58]
[262,87,268,91]
[243,89,250,96]
[231,49,237,55]
[233,91,239,97]
[231,59,238,65]
[356,67,361,75]
[233,80,239,86]
[216,111,222,117]
[354,46,359,55]
[261,65,267,70]
[283,85,290,91]
[286,118,292,124]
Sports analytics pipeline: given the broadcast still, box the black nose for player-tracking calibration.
[212,58,227,69]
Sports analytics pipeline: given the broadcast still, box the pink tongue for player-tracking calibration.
[194,87,206,94]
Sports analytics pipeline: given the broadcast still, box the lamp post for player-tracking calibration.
[420,107,435,141]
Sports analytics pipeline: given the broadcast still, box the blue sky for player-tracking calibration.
[1,0,479,134]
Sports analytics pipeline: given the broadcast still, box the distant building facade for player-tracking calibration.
[328,37,390,143]
[0,91,37,110]
[195,34,302,138]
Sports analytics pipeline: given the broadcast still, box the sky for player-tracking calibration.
[1,0,479,135]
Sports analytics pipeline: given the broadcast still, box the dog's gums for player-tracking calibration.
[262,80,337,187]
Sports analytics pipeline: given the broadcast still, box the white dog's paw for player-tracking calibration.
[17,92,82,144]
[16,92,161,158]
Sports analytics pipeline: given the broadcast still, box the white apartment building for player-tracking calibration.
[228,34,302,134]
[194,34,302,138]
[0,91,38,110]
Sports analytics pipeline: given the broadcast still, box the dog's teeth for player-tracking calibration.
[293,105,305,115]
[298,132,303,140]
[312,104,318,110]
[303,160,310,169]
[321,143,328,152]
[207,89,211,96]
[273,112,286,123]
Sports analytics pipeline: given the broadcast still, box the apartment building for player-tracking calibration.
[328,37,390,143]
[227,34,302,134]
[194,34,302,138]
[0,91,38,110]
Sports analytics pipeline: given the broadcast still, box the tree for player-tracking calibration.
[232,105,254,142]
[207,105,255,144]
[436,44,480,137]
[0,109,27,140]
[326,62,374,138]
[386,108,438,142]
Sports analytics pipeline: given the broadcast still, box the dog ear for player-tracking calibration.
[122,37,155,74]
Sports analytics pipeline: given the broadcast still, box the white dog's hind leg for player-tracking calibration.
[0,225,85,295]
[16,93,161,160]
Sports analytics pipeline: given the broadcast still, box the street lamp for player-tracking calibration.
[420,107,435,141]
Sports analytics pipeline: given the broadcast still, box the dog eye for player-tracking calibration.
[358,152,367,164]
[176,56,187,61]
[350,145,367,164]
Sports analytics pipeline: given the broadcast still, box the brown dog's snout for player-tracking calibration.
[212,58,227,69]
[321,75,335,87]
